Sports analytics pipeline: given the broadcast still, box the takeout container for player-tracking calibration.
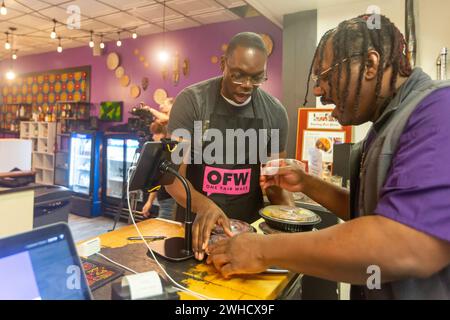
[259,205,321,232]
[209,219,255,245]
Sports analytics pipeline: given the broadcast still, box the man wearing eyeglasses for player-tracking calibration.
[207,15,450,300]
[167,32,291,260]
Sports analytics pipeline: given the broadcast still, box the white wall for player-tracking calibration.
[0,139,32,172]
[318,0,405,38]
[315,0,450,142]
[416,0,450,79]
[317,0,405,143]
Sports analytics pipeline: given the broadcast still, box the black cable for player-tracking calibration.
[160,161,192,254]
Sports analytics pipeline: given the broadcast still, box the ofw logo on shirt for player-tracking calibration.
[202,166,251,196]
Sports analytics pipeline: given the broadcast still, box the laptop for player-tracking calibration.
[0,223,92,300]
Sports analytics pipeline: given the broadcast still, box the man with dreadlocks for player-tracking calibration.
[207,15,450,300]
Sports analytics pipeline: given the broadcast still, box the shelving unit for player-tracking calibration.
[0,103,32,133]
[20,121,57,185]
[56,101,91,133]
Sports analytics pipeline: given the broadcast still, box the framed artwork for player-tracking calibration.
[296,108,353,171]
[99,101,123,122]
[1,66,91,112]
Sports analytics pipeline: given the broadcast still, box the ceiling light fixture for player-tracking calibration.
[158,0,169,63]
[12,51,17,60]
[6,49,15,80]
[4,32,10,50]
[1,1,7,16]
[132,31,137,39]
[89,30,94,48]
[116,32,122,47]
[158,50,169,63]
[57,37,63,53]
[6,70,15,80]
[50,19,57,39]
[100,34,105,49]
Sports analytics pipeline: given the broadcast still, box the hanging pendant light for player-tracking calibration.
[50,19,57,39]
[4,32,11,50]
[158,0,169,63]
[100,34,105,49]
[116,32,122,47]
[57,37,63,53]
[89,30,94,48]
[6,54,15,80]
[6,70,15,80]
[1,1,7,16]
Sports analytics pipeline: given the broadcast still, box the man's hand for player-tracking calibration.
[260,159,308,193]
[192,204,233,261]
[148,107,170,125]
[142,198,153,218]
[206,233,268,278]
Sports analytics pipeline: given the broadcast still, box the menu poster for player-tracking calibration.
[296,108,353,172]
[301,130,346,163]
[307,111,343,130]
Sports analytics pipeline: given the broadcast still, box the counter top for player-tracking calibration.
[85,218,301,300]
[0,184,48,196]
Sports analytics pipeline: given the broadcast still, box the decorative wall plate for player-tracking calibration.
[182,58,189,76]
[141,77,149,91]
[120,75,130,87]
[153,88,168,105]
[115,66,125,79]
[106,52,120,70]
[130,85,141,98]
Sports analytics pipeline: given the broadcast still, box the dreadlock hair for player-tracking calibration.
[304,14,413,112]
[303,29,334,106]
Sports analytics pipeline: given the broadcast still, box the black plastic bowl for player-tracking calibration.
[259,207,322,233]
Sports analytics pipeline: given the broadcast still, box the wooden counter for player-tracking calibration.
[85,218,301,300]
[0,188,34,238]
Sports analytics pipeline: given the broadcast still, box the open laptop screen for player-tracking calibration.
[0,223,92,300]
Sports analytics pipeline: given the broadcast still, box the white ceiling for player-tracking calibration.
[0,0,247,58]
[246,0,360,27]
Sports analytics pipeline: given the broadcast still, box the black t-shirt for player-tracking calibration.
[157,186,172,201]
[168,76,289,152]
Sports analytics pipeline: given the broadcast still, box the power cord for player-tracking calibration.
[95,252,138,275]
[126,166,219,300]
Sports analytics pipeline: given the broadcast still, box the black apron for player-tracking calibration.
[175,88,266,224]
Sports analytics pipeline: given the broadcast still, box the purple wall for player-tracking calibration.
[1,16,282,124]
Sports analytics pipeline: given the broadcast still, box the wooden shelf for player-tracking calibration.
[34,151,54,156]
[21,121,57,186]
[56,101,90,104]
[34,166,54,171]
[1,103,32,105]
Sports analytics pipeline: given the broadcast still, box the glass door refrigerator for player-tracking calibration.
[69,131,103,217]
[102,134,141,218]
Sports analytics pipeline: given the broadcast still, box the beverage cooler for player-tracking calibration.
[69,131,103,217]
[102,134,142,217]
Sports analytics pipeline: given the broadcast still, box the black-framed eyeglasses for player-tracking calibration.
[225,60,268,87]
[230,73,268,87]
[311,53,364,85]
